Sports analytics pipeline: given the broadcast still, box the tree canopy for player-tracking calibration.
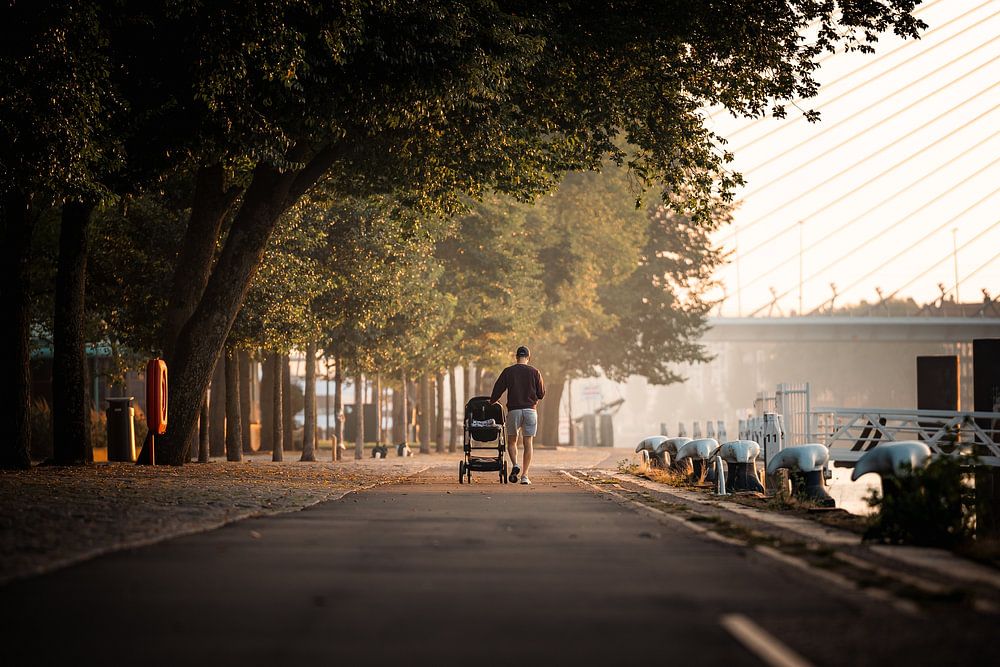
[1,1,928,464]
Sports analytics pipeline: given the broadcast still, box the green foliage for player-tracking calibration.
[865,454,977,547]
[233,199,329,352]
[458,165,725,387]
[436,196,543,369]
[311,195,453,375]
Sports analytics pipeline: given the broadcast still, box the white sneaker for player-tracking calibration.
[520,475,531,485]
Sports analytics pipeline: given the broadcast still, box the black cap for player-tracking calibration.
[516,345,529,358]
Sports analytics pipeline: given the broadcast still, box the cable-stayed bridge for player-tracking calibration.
[702,315,1000,343]
[707,0,1000,317]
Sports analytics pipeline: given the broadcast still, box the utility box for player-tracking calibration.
[106,397,136,462]
[580,414,597,447]
[917,355,960,410]
[598,414,614,448]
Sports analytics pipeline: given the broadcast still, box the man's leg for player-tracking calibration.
[521,435,533,478]
[507,431,520,470]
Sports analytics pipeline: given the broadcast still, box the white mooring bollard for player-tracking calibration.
[851,440,932,491]
[766,443,833,505]
[719,440,765,493]
[677,438,719,483]
[635,435,671,469]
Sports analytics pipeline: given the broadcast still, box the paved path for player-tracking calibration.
[1,463,993,666]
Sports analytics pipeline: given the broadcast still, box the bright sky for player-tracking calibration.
[706,0,1000,317]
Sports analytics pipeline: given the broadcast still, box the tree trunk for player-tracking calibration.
[449,366,458,453]
[272,356,283,462]
[0,191,33,468]
[419,374,431,454]
[324,359,331,442]
[259,352,273,451]
[301,342,317,461]
[428,375,437,445]
[239,350,252,452]
[209,355,226,457]
[436,371,446,453]
[538,374,566,447]
[161,163,241,362]
[224,346,242,462]
[401,370,409,446]
[153,165,299,465]
[52,201,93,465]
[334,356,343,460]
[567,378,576,447]
[198,393,210,462]
[462,363,476,405]
[374,373,383,446]
[391,381,403,443]
[354,370,364,459]
[282,353,294,450]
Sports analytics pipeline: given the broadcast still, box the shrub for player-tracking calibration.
[864,454,976,547]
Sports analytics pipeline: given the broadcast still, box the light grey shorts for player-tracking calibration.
[506,408,538,437]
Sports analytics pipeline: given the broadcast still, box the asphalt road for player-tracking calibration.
[1,465,994,666]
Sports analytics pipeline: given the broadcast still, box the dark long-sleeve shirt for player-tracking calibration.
[490,363,545,410]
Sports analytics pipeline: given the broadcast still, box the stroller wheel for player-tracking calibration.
[501,460,508,484]
[459,461,466,484]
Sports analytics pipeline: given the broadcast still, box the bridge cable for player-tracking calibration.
[946,247,1000,298]
[878,219,1000,303]
[719,76,1000,247]
[734,55,1000,205]
[735,120,1000,290]
[800,184,1000,315]
[709,0,975,140]
[723,3,999,155]
[748,180,1000,316]
[734,32,1000,177]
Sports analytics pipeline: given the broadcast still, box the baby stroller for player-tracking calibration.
[460,396,508,484]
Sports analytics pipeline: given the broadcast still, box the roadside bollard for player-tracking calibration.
[717,420,727,442]
[851,442,932,501]
[766,443,833,505]
[677,438,719,483]
[706,421,716,439]
[719,440,765,493]
[659,437,691,473]
[677,422,687,438]
[635,436,670,468]
[637,449,652,473]
[714,455,727,495]
[693,421,703,439]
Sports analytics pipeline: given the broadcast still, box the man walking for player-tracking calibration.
[490,346,544,485]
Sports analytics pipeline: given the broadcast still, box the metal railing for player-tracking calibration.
[811,407,1000,466]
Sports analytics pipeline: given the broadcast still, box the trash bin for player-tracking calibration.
[106,397,136,462]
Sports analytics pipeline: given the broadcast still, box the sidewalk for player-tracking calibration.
[0,453,432,585]
[0,447,614,586]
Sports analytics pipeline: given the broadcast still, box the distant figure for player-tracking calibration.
[490,346,545,485]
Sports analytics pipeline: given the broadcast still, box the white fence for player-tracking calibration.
[812,407,1000,466]
[743,383,1000,467]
